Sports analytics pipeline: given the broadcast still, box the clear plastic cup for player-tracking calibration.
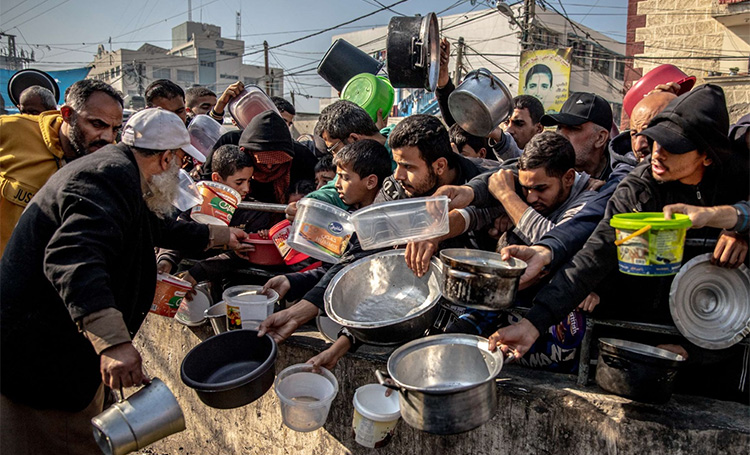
[173,169,203,212]
[274,364,338,432]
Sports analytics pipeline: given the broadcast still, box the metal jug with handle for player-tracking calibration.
[91,378,185,455]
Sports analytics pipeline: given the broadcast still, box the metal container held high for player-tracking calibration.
[376,334,507,435]
[324,249,442,345]
[91,378,185,455]
[440,249,527,310]
[448,68,513,137]
[386,12,440,91]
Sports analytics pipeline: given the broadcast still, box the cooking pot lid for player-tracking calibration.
[421,12,440,92]
[669,253,750,350]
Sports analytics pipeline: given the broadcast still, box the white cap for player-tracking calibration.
[121,107,204,163]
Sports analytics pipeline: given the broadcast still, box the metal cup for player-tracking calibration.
[91,378,185,455]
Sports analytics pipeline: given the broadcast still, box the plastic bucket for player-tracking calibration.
[610,213,691,276]
[269,220,310,266]
[288,198,354,263]
[341,74,395,122]
[243,233,285,266]
[352,384,401,448]
[274,364,338,432]
[191,181,241,226]
[317,39,384,92]
[151,274,193,318]
[227,86,279,129]
[223,285,279,330]
[623,64,696,117]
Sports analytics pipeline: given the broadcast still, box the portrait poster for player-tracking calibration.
[519,48,572,114]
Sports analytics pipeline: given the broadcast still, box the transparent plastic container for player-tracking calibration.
[187,114,223,159]
[223,285,279,331]
[351,196,449,250]
[274,364,338,432]
[288,198,355,263]
[227,86,279,129]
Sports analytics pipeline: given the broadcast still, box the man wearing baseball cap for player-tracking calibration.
[0,108,247,454]
[490,85,749,403]
[541,92,613,181]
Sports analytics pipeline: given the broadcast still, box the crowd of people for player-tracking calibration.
[0,39,748,454]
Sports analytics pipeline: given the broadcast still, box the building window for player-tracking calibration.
[615,60,625,81]
[177,70,195,83]
[153,67,171,79]
[115,66,121,77]
[199,61,215,68]
[219,50,238,57]
[220,73,238,80]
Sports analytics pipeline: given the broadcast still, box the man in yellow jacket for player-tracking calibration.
[0,79,123,255]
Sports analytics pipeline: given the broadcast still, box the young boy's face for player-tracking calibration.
[334,162,373,208]
[213,167,253,199]
[315,170,336,189]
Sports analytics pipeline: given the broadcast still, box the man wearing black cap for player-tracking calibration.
[490,84,749,403]
[540,92,613,181]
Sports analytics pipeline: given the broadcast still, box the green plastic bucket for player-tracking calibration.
[609,212,691,276]
[341,73,395,122]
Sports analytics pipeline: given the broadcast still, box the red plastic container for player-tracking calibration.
[623,64,696,117]
[269,220,310,266]
[243,233,285,266]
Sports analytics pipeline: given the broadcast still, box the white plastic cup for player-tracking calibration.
[352,384,401,448]
[274,364,338,432]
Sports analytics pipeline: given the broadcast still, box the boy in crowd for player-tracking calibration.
[314,155,336,189]
[258,140,393,369]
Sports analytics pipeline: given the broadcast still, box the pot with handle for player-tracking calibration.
[375,334,512,434]
[386,12,440,91]
[448,68,514,137]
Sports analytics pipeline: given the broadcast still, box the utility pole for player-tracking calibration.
[455,37,465,83]
[522,0,535,49]
[236,11,241,41]
[264,40,271,95]
[290,91,295,110]
[188,0,192,21]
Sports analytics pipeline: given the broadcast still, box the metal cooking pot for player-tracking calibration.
[181,329,277,409]
[440,249,527,310]
[386,12,440,91]
[376,334,508,434]
[448,68,513,137]
[595,338,685,404]
[324,249,442,345]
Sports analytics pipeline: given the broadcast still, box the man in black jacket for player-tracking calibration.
[489,85,749,402]
[0,108,247,454]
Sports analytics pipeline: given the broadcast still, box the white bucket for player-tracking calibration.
[274,364,338,432]
[352,384,401,448]
[223,285,279,331]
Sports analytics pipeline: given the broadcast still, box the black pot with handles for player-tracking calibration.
[386,12,440,91]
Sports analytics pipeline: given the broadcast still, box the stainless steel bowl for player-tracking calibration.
[324,249,442,345]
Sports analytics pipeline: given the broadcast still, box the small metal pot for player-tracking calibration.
[448,68,513,137]
[386,12,440,91]
[181,330,277,409]
[440,249,526,310]
[204,301,228,336]
[325,250,442,345]
[376,334,508,435]
[595,338,685,404]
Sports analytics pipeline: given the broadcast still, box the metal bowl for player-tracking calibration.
[324,249,442,345]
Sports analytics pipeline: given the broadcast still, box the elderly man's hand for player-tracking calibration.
[500,244,552,289]
[488,318,540,360]
[712,230,748,268]
[488,169,516,202]
[215,81,244,113]
[405,239,439,277]
[100,342,149,390]
[434,185,474,210]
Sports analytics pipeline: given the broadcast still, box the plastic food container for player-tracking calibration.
[227,86,278,129]
[188,114,223,159]
[242,233,284,266]
[288,199,355,263]
[274,364,338,432]
[351,196,449,250]
[191,181,241,226]
[609,212,691,276]
[151,274,193,318]
[269,220,310,265]
[352,384,401,448]
[341,73,395,122]
[223,285,279,331]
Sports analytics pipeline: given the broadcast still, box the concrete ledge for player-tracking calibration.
[133,314,750,455]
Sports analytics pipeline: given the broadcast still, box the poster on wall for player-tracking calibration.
[519,48,572,114]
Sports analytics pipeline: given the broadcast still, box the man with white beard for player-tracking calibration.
[0,108,248,455]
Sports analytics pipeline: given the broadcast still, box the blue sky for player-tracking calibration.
[0,0,627,112]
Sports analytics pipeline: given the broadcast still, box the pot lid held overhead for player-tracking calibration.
[669,253,750,350]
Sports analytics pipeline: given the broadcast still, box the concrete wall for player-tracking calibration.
[132,314,750,455]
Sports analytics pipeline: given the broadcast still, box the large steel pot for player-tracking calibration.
[440,248,527,310]
[181,330,277,409]
[448,68,513,137]
[376,334,508,434]
[595,338,685,404]
[324,249,441,345]
[386,12,440,91]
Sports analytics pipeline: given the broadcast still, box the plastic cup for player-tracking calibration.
[223,285,279,331]
[352,384,401,448]
[151,274,193,318]
[274,364,338,432]
[191,181,241,226]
